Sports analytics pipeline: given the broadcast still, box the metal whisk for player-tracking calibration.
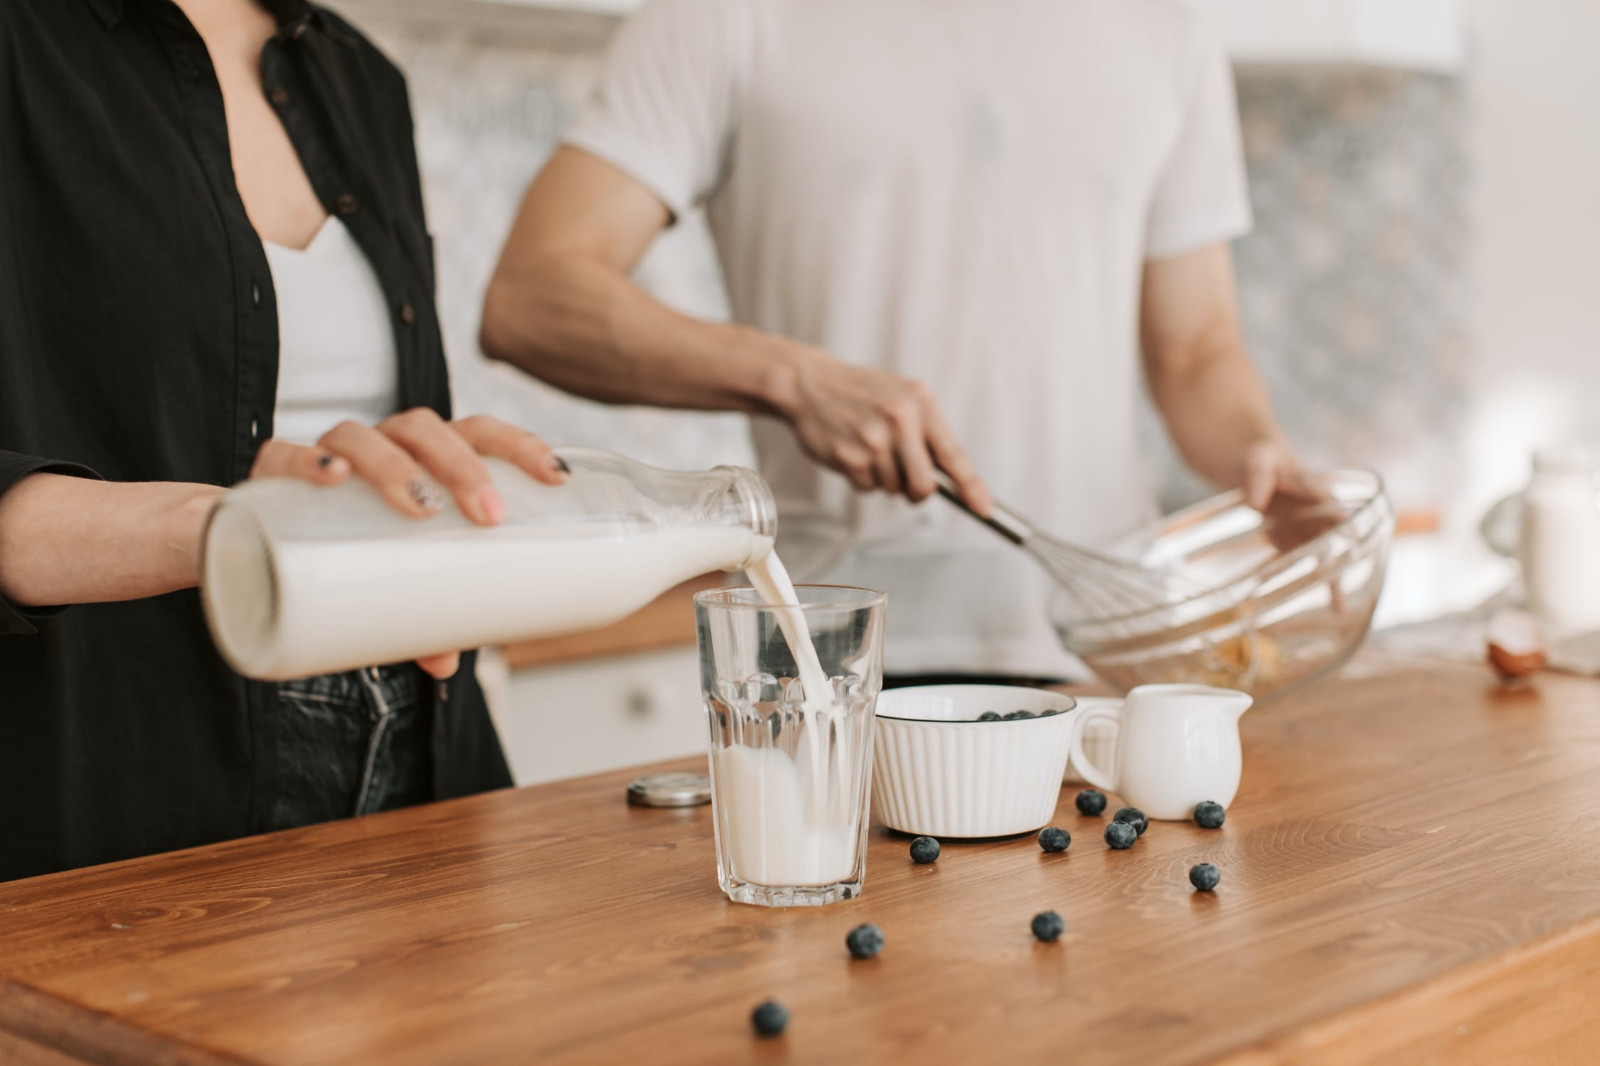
[934,473,1207,623]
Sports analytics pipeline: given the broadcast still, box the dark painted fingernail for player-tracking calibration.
[407,477,445,513]
[316,453,334,469]
[552,455,571,475]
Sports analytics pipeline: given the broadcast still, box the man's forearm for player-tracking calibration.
[1147,336,1288,490]
[481,250,804,418]
[0,474,224,607]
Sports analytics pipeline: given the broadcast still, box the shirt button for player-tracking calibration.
[250,418,260,442]
[268,86,290,107]
[251,281,262,308]
[335,193,359,216]
[398,301,416,326]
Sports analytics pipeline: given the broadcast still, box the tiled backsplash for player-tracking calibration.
[369,19,1469,509]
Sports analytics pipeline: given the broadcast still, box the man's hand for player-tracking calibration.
[480,148,994,515]
[776,348,992,514]
[1241,437,1324,512]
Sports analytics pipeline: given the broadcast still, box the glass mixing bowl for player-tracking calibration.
[1051,470,1394,700]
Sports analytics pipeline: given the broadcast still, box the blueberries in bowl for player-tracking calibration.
[1002,710,1036,720]
[977,711,1003,721]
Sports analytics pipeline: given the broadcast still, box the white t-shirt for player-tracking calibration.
[267,218,399,446]
[567,0,1252,677]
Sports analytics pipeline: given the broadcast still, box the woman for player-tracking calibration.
[0,0,560,880]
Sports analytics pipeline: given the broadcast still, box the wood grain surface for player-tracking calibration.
[4,657,1600,1065]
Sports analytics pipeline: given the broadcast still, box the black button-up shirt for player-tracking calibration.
[0,0,511,881]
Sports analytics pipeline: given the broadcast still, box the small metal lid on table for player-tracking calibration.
[626,772,712,808]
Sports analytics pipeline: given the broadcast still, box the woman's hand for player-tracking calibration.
[250,411,568,678]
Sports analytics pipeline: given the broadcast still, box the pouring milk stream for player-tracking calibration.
[201,448,851,884]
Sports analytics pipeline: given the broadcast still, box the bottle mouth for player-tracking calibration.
[712,464,778,566]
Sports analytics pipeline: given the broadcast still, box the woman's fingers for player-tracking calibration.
[296,412,567,525]
[378,408,503,525]
[317,420,442,519]
[453,414,568,486]
[414,651,460,679]
[249,439,351,484]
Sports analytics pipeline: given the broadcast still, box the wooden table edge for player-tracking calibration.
[1215,911,1600,1065]
[0,977,249,1066]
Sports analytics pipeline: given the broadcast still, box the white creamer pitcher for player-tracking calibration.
[1068,684,1252,821]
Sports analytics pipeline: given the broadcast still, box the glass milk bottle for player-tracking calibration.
[200,448,776,680]
[1520,448,1600,633]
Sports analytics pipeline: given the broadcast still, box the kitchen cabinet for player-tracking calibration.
[342,0,1468,73]
[495,645,708,785]
[1190,0,1467,72]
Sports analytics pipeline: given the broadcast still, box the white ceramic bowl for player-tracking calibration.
[872,686,1077,838]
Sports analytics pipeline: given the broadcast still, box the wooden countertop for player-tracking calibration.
[5,657,1600,1065]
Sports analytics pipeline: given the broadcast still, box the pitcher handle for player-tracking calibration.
[1069,704,1120,794]
[1479,491,1523,558]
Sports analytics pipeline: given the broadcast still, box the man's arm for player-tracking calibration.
[1140,243,1317,510]
[480,147,990,511]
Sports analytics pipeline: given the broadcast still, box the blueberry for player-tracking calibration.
[910,836,941,864]
[1113,807,1148,836]
[1193,801,1226,829]
[845,923,884,959]
[1030,910,1065,942]
[1104,821,1138,849]
[751,999,788,1037]
[1037,826,1071,853]
[977,711,1002,722]
[1040,708,1062,717]
[1189,863,1221,892]
[1003,710,1036,720]
[1075,789,1107,816]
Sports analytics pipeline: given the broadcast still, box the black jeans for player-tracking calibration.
[266,664,434,833]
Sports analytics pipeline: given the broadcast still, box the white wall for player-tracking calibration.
[1457,0,1600,526]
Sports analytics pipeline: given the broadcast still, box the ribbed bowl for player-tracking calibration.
[872,686,1077,839]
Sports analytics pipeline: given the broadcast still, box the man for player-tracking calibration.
[480,0,1315,681]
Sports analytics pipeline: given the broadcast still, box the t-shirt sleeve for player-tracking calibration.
[1144,20,1253,260]
[0,450,101,635]
[561,0,744,221]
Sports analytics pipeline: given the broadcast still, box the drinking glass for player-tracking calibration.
[695,585,886,906]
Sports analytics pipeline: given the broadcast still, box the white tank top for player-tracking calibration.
[266,218,399,445]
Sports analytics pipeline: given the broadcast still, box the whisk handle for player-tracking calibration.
[933,471,1032,546]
